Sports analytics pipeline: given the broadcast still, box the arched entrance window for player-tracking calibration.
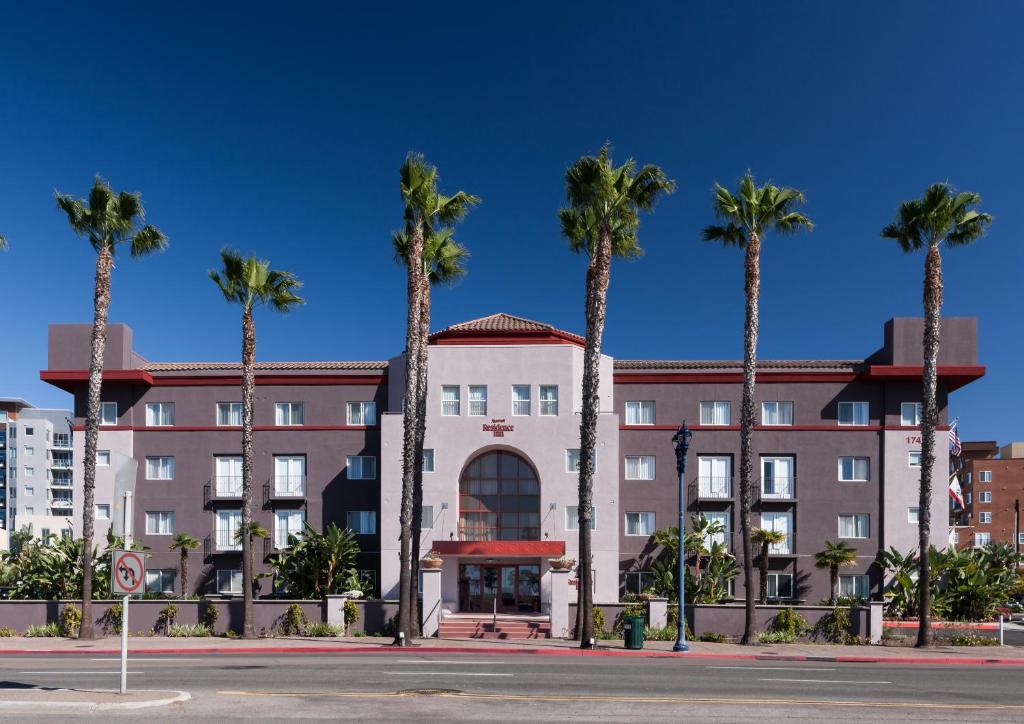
[458,450,540,540]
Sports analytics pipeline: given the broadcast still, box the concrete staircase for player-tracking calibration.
[438,616,551,639]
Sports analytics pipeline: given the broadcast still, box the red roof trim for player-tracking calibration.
[71,424,374,433]
[41,369,154,392]
[619,424,951,432]
[42,370,385,390]
[429,330,584,347]
[430,540,566,557]
[614,372,858,384]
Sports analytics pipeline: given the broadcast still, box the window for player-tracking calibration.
[980,491,992,503]
[908,451,922,468]
[901,402,922,426]
[24,486,34,496]
[95,504,110,519]
[703,511,730,549]
[512,385,531,416]
[24,506,34,515]
[979,470,992,483]
[215,456,243,496]
[1018,533,1024,545]
[23,446,34,456]
[908,507,920,523]
[761,401,794,426]
[839,574,870,599]
[274,456,306,495]
[24,426,34,436]
[217,402,243,426]
[979,512,993,524]
[146,569,176,594]
[700,401,731,425]
[216,510,242,551]
[974,532,991,547]
[145,511,175,535]
[761,512,793,553]
[625,455,655,480]
[838,457,869,482]
[145,403,175,426]
[838,401,869,426]
[566,449,580,473]
[418,505,434,529]
[442,386,461,416]
[146,456,175,480]
[468,385,488,416]
[346,456,376,480]
[346,401,377,426]
[100,402,117,426]
[698,456,732,498]
[766,573,794,599]
[421,449,435,473]
[347,510,377,535]
[624,571,654,595]
[539,385,558,416]
[761,456,794,498]
[566,506,597,531]
[839,514,870,539]
[23,467,34,478]
[274,402,304,426]
[217,569,243,594]
[459,451,540,541]
[966,472,973,485]
[625,512,655,537]
[966,492,972,505]
[41,528,51,542]
[625,401,655,426]
[274,510,305,548]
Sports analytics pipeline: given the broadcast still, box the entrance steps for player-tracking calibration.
[438,615,551,639]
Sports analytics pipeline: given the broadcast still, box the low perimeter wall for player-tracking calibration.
[0,599,400,636]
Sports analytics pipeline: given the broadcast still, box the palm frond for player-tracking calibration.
[210,247,304,313]
[882,183,990,251]
[0,234,6,251]
[130,225,168,258]
[702,223,746,247]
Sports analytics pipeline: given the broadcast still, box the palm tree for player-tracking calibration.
[881,183,991,646]
[814,540,858,605]
[0,234,7,250]
[560,145,675,647]
[702,173,812,644]
[235,521,270,597]
[751,528,788,604]
[55,177,167,638]
[169,534,200,596]
[210,250,304,638]
[393,154,478,644]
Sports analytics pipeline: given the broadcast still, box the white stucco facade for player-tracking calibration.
[881,430,950,552]
[380,341,620,607]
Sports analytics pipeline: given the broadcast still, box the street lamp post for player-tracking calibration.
[672,421,692,653]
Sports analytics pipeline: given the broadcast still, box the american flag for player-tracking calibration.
[948,419,962,458]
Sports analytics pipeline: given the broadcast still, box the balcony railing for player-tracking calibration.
[273,475,305,497]
[52,435,72,449]
[758,476,796,500]
[50,498,73,509]
[51,455,73,470]
[767,531,794,555]
[215,475,243,497]
[51,478,73,489]
[214,529,242,552]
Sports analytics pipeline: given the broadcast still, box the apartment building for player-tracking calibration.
[41,314,982,605]
[956,441,1024,551]
[0,398,75,548]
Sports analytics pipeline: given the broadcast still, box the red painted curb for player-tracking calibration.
[1,645,1022,665]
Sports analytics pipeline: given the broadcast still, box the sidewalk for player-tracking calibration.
[2,634,1023,665]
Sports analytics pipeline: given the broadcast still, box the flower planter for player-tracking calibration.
[421,558,443,570]
[548,558,574,571]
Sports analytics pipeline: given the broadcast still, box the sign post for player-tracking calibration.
[111,491,143,695]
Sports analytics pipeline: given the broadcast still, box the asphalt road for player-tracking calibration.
[2,652,1022,722]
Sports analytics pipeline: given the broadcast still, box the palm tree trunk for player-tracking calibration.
[409,277,431,636]
[830,566,839,606]
[739,232,761,645]
[181,549,189,596]
[79,244,113,640]
[758,544,768,604]
[396,224,424,646]
[916,240,942,648]
[575,226,612,649]
[241,308,257,639]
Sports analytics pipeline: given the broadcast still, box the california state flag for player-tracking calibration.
[948,473,964,508]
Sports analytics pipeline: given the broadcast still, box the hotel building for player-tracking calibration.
[41,313,982,607]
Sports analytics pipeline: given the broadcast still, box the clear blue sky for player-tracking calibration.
[1,2,1020,442]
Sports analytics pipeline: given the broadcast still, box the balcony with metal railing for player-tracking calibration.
[687,476,733,506]
[757,476,797,502]
[51,477,73,488]
[264,476,306,505]
[50,453,73,470]
[52,434,72,450]
[49,497,73,510]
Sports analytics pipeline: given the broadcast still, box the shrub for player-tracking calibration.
[200,602,219,632]
[698,631,729,643]
[0,627,17,637]
[344,599,358,632]
[592,606,606,633]
[223,629,239,639]
[99,602,123,635]
[60,605,82,637]
[950,632,999,647]
[279,603,308,635]
[757,630,796,644]
[305,622,342,637]
[168,623,212,637]
[353,631,367,638]
[813,607,856,644]
[25,623,60,637]
[770,607,809,638]
[643,625,676,641]
[156,603,179,635]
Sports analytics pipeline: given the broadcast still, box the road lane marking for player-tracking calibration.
[708,666,837,671]
[384,671,514,677]
[215,690,1024,710]
[759,678,891,685]
[393,660,510,665]
[19,671,145,675]
[89,657,204,662]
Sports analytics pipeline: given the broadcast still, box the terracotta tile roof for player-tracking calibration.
[143,361,387,372]
[613,359,863,372]
[432,313,586,343]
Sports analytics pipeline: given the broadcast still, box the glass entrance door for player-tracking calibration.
[482,566,499,612]
[458,564,542,613]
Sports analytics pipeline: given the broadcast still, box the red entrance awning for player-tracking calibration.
[431,540,565,557]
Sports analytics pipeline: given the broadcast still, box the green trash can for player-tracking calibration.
[624,615,645,650]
